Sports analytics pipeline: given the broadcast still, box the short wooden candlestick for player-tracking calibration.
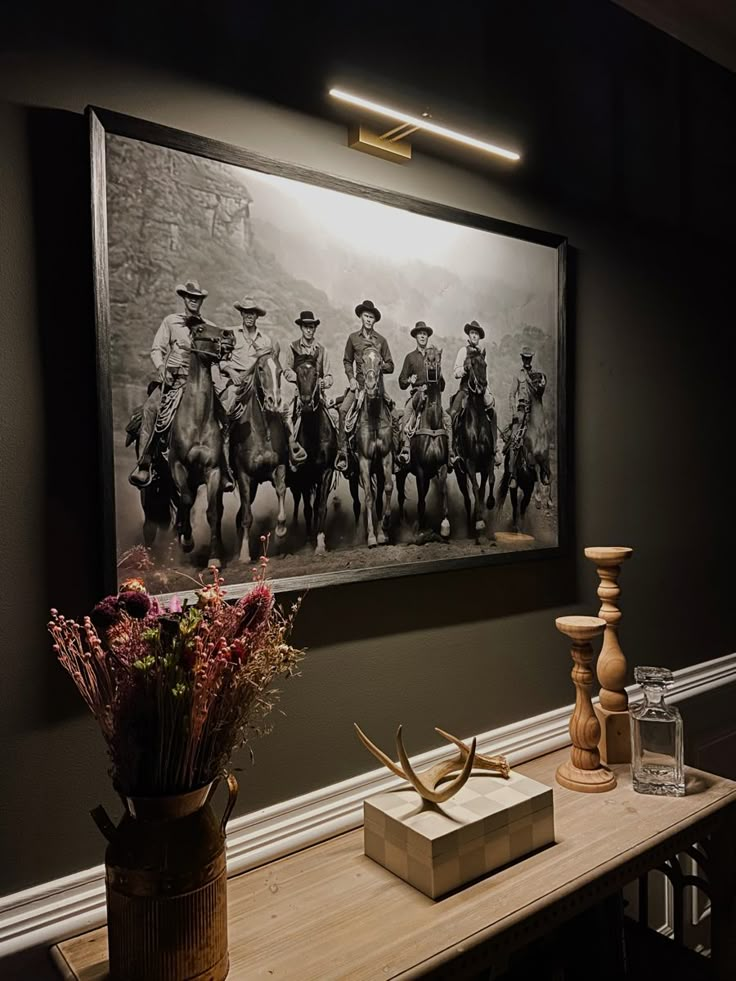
[555,616,616,793]
[584,546,633,764]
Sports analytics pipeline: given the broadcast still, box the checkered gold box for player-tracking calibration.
[363,771,555,899]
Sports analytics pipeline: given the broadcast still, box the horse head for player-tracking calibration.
[361,347,384,403]
[424,345,443,386]
[529,369,547,400]
[294,353,320,413]
[464,347,487,395]
[220,329,236,359]
[190,321,232,364]
[255,351,282,414]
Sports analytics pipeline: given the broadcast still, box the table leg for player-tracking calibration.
[709,805,736,981]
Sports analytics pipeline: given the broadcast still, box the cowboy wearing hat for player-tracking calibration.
[396,321,457,469]
[507,345,547,487]
[214,296,306,467]
[335,299,395,472]
[282,310,333,397]
[449,319,496,424]
[130,279,218,488]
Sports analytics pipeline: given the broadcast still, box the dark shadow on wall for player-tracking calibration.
[288,546,577,649]
[26,106,103,723]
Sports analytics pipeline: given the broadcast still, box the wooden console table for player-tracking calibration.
[51,748,736,980]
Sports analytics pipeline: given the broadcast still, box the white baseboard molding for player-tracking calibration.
[2,651,735,958]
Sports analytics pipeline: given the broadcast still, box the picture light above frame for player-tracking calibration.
[329,87,522,165]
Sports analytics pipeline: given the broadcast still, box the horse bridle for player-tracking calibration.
[465,354,487,395]
[191,333,224,361]
[362,350,383,398]
[424,350,441,386]
[297,359,321,412]
[253,354,280,414]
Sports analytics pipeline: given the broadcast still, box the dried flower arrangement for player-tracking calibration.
[48,539,303,796]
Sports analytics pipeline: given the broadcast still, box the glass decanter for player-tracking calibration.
[630,666,685,797]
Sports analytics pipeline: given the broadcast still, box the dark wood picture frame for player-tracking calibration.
[89,105,570,602]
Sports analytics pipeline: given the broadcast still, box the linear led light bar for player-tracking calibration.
[329,87,521,163]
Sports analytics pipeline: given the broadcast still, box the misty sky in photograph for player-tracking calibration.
[229,165,558,346]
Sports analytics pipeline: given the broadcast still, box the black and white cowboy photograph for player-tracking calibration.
[99,121,565,596]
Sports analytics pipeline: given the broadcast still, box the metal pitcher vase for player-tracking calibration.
[92,773,238,981]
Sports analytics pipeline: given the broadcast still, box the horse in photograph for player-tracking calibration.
[168,322,234,568]
[454,347,497,541]
[230,351,289,563]
[125,384,178,548]
[354,348,394,547]
[497,437,536,533]
[496,372,551,531]
[526,371,553,509]
[342,449,363,534]
[287,352,337,554]
[396,346,451,540]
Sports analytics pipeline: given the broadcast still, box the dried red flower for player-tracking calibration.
[90,596,122,632]
[236,582,274,634]
[118,590,151,619]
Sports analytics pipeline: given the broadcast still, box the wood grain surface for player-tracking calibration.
[52,748,736,980]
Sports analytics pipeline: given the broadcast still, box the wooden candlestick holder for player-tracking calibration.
[555,616,616,793]
[584,546,633,764]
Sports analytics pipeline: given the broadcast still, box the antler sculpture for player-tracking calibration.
[354,724,510,804]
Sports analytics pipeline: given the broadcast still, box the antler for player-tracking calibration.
[354,723,406,781]
[435,728,510,779]
[354,723,510,804]
[396,726,477,803]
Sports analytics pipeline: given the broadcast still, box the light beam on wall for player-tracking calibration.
[329,87,521,164]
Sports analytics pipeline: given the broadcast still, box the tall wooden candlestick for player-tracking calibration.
[555,616,616,793]
[584,546,633,764]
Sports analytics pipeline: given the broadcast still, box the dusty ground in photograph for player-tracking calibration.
[115,434,557,595]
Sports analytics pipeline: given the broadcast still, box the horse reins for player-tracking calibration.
[466,364,486,395]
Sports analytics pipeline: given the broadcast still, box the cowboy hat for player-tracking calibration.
[355,299,381,322]
[176,279,208,298]
[295,310,321,327]
[410,320,433,339]
[233,296,266,316]
[463,320,485,340]
[520,345,534,358]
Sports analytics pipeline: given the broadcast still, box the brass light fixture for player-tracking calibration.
[329,87,521,165]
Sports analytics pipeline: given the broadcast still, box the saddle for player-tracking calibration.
[344,387,395,434]
[156,385,185,434]
[449,390,466,427]
[344,389,363,435]
[125,407,143,447]
[125,376,187,451]
[293,398,338,443]
[228,380,253,422]
[125,400,172,465]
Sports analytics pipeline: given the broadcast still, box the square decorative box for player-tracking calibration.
[363,771,555,899]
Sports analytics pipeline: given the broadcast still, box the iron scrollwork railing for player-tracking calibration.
[637,839,712,952]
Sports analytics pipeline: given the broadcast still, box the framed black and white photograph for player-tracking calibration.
[89,107,568,600]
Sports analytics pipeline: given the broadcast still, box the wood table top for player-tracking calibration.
[52,748,736,980]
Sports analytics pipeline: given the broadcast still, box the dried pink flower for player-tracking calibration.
[48,570,304,798]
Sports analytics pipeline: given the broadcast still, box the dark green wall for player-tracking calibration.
[0,1,734,898]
